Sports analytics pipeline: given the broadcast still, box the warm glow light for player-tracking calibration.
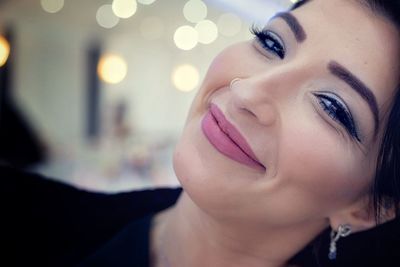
[174,25,198,50]
[217,13,242,37]
[183,0,207,23]
[140,17,164,40]
[195,20,218,44]
[0,36,10,67]
[40,0,64,13]
[138,0,156,4]
[172,64,199,92]
[97,4,120,29]
[97,54,128,84]
[112,0,137,19]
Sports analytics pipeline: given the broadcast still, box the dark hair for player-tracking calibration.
[362,0,400,223]
[288,1,400,266]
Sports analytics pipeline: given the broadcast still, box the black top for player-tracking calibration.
[1,164,181,267]
[2,164,400,267]
[78,215,156,267]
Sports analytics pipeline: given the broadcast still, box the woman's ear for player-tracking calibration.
[329,196,396,233]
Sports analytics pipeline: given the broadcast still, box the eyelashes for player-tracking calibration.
[250,26,362,142]
[250,25,286,59]
[313,92,361,142]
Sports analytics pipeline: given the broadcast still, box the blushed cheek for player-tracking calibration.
[202,51,238,91]
[186,49,235,118]
[280,136,369,211]
[199,43,255,94]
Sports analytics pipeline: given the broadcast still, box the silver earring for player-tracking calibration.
[328,224,352,260]
[229,78,241,89]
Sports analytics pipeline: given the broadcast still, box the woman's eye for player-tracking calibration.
[251,26,286,59]
[314,93,361,142]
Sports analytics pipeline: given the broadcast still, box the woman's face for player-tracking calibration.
[173,0,400,228]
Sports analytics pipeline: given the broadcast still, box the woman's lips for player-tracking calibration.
[201,103,266,171]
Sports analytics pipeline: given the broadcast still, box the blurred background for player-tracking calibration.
[0,0,294,192]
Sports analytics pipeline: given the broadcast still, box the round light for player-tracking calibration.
[183,0,207,23]
[173,25,198,50]
[0,36,10,67]
[112,0,137,19]
[195,20,218,44]
[96,4,120,29]
[40,0,64,14]
[140,17,164,40]
[217,13,242,37]
[172,64,199,92]
[138,0,157,4]
[97,54,128,84]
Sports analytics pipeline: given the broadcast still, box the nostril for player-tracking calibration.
[237,102,278,126]
[240,107,257,118]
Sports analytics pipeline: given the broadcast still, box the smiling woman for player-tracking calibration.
[2,0,400,266]
[170,0,400,265]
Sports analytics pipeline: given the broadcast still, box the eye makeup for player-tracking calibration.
[250,25,286,59]
[313,92,362,142]
[249,21,365,144]
[271,12,306,42]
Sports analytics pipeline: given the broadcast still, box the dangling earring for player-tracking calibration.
[328,224,352,260]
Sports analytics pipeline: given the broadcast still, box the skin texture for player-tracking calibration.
[151,0,400,266]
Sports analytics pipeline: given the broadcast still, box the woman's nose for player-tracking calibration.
[229,77,280,127]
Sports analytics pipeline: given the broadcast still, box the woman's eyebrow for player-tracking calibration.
[328,61,380,138]
[272,12,306,42]
[271,12,379,138]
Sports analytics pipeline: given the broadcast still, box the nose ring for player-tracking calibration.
[230,78,241,89]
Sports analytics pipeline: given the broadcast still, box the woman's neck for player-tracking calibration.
[150,192,328,267]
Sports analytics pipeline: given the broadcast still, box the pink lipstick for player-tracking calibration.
[201,103,266,171]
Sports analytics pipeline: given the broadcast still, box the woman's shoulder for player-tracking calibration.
[0,164,183,266]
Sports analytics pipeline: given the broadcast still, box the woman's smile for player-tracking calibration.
[174,0,400,230]
[201,103,266,172]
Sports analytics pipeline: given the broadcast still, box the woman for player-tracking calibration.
[161,0,400,264]
[2,0,400,266]
[150,0,400,266]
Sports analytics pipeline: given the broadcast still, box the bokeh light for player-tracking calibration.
[97,54,128,84]
[138,0,157,5]
[217,13,242,37]
[96,4,120,29]
[40,0,64,14]
[183,0,207,23]
[195,20,218,44]
[172,64,199,92]
[173,25,198,50]
[112,0,137,19]
[0,35,10,67]
[140,17,164,40]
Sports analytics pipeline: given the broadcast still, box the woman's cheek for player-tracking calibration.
[279,132,369,210]
[201,50,239,92]
[184,47,238,119]
[200,42,261,94]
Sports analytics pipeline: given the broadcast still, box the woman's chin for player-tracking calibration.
[173,129,231,215]
[172,122,261,220]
